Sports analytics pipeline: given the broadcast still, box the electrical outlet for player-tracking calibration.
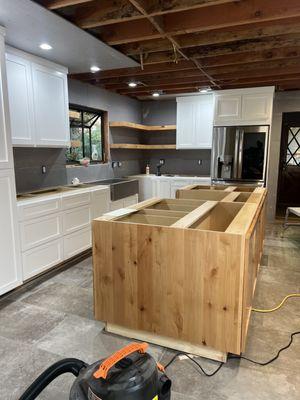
[159,159,165,165]
[112,161,118,168]
[118,161,122,167]
[198,159,203,166]
[42,165,47,174]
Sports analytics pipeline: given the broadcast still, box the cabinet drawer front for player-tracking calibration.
[18,197,61,221]
[22,239,63,280]
[63,227,91,259]
[20,214,62,251]
[63,205,91,234]
[62,191,91,210]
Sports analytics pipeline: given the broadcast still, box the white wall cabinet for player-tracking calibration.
[214,87,274,126]
[5,46,69,148]
[5,52,35,145]
[32,62,69,147]
[176,94,214,149]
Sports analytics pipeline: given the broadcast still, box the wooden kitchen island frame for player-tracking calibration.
[92,187,267,362]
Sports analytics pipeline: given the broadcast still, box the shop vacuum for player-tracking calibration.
[19,342,172,400]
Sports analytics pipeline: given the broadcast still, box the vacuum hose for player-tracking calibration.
[19,358,87,400]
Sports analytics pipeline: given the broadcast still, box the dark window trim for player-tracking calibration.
[68,103,107,165]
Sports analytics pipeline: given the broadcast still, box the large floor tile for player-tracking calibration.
[22,282,94,319]
[0,301,64,344]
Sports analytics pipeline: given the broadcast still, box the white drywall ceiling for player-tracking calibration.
[0,0,139,73]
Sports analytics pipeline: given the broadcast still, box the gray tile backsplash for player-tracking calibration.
[13,148,67,193]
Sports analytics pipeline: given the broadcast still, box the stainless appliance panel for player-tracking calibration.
[211,125,269,185]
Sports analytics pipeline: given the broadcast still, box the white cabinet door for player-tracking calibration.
[32,62,69,147]
[242,94,272,122]
[0,33,13,169]
[170,180,191,198]
[123,194,138,207]
[214,95,242,125]
[154,179,171,198]
[177,95,214,149]
[91,188,110,219]
[5,52,35,146]
[136,177,153,201]
[194,95,214,148]
[0,169,22,294]
[64,227,91,259]
[176,98,195,149]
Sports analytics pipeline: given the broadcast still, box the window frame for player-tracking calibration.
[67,103,108,165]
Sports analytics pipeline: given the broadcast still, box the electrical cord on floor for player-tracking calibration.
[252,293,300,313]
[164,331,300,376]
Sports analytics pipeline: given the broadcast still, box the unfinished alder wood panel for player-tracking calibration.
[93,220,244,354]
[190,202,244,232]
[241,200,266,351]
[176,189,228,201]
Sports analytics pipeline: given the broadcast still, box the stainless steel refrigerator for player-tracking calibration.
[211,126,269,185]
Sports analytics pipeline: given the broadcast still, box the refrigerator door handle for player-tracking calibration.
[233,130,240,179]
[237,129,244,179]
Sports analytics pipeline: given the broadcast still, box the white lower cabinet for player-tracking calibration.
[62,205,91,235]
[22,239,63,280]
[0,170,22,295]
[17,186,109,281]
[153,179,171,198]
[20,213,62,251]
[63,227,91,259]
[110,194,138,211]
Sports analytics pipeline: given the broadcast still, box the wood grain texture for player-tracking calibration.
[93,220,244,354]
[109,121,176,131]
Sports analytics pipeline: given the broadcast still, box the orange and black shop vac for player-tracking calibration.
[19,342,172,400]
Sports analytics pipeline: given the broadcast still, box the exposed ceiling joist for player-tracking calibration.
[98,0,300,45]
[41,0,93,9]
[118,18,300,55]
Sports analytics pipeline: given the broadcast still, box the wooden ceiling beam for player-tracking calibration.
[101,0,300,45]
[118,18,300,55]
[71,1,237,30]
[74,0,143,29]
[138,34,300,65]
[41,0,93,9]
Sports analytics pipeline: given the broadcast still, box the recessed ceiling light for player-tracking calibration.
[39,43,52,50]
[199,87,212,94]
[90,66,101,73]
[128,82,138,88]
[152,92,160,97]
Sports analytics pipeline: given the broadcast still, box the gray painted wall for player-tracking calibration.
[267,91,300,220]
[141,99,211,176]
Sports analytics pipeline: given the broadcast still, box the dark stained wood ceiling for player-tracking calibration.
[34,0,300,99]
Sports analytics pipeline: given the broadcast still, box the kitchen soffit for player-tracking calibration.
[0,0,138,73]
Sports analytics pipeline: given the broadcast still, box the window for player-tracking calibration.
[66,105,106,164]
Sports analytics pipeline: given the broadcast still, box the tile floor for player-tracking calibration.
[0,223,299,399]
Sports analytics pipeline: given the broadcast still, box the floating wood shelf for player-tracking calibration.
[110,144,176,150]
[109,121,176,131]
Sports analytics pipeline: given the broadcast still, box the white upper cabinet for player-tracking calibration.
[6,52,35,145]
[5,47,69,147]
[214,87,274,126]
[176,94,214,149]
[32,62,69,147]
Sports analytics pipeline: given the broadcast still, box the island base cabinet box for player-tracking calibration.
[22,238,63,280]
[93,191,266,359]
[63,226,91,259]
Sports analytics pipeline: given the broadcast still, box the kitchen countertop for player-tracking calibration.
[128,174,211,179]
